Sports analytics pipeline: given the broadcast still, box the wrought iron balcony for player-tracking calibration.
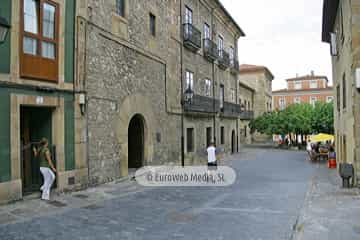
[184,94,219,114]
[230,59,240,74]
[218,50,230,70]
[203,38,218,62]
[221,101,241,118]
[239,111,254,120]
[183,23,201,52]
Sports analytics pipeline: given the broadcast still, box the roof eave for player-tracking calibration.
[321,0,339,43]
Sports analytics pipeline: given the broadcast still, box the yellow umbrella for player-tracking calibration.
[310,133,334,143]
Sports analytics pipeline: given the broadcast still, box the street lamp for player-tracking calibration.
[0,16,10,44]
[181,86,194,167]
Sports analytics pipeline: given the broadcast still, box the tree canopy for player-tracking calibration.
[249,102,334,138]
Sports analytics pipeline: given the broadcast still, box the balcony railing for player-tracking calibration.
[203,38,218,62]
[221,101,241,118]
[183,23,201,52]
[230,59,240,74]
[239,111,254,120]
[184,94,219,114]
[218,50,230,70]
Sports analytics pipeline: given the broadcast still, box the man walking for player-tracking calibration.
[207,142,217,170]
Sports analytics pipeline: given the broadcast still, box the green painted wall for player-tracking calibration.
[0,0,12,73]
[0,89,11,182]
[65,95,75,170]
[0,88,75,182]
[65,0,76,83]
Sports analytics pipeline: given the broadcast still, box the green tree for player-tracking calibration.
[249,102,334,145]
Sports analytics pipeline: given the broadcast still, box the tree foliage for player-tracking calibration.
[249,102,334,138]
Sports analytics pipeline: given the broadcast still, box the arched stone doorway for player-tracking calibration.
[231,130,236,154]
[128,114,145,170]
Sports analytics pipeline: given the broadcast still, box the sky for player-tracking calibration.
[220,0,332,90]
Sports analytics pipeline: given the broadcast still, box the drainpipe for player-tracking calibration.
[180,0,185,167]
[211,8,216,145]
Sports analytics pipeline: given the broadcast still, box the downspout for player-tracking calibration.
[211,7,216,145]
[235,34,239,152]
[180,0,185,166]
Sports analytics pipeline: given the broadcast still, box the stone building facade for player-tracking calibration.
[322,0,360,185]
[238,64,274,143]
[272,72,333,110]
[238,81,255,144]
[75,0,245,185]
[0,0,87,204]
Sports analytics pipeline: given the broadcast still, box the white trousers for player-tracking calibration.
[40,167,55,200]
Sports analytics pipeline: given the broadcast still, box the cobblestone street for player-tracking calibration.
[0,148,325,240]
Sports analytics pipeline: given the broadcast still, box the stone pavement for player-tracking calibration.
[0,148,315,240]
[294,162,360,240]
[0,177,151,226]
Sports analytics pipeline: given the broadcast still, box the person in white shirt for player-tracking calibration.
[207,142,217,170]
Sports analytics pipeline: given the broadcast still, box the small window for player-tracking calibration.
[279,98,286,110]
[310,97,317,106]
[186,128,194,153]
[294,97,300,104]
[149,13,156,36]
[295,81,301,90]
[116,0,125,17]
[218,36,224,55]
[220,127,225,144]
[185,71,194,90]
[310,80,317,89]
[327,96,334,103]
[204,23,210,40]
[206,127,212,147]
[204,79,211,96]
[229,47,234,65]
[219,84,224,109]
[231,89,235,102]
[185,6,192,24]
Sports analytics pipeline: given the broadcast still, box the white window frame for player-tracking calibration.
[310,80,317,89]
[294,81,301,90]
[204,79,211,96]
[310,96,317,106]
[327,96,334,103]
[204,23,210,40]
[279,98,286,110]
[185,6,193,24]
[185,70,194,90]
[229,46,234,65]
[294,97,300,104]
[218,35,224,56]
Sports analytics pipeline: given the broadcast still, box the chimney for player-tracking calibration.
[296,73,298,77]
[311,70,314,76]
